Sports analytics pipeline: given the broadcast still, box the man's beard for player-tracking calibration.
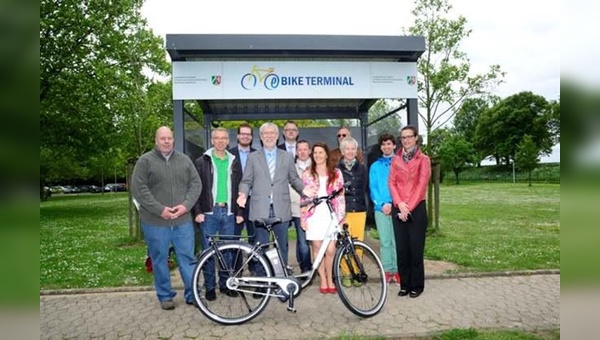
[237,140,251,147]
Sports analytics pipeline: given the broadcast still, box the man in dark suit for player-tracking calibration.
[277,120,299,158]
[228,123,257,244]
[237,122,316,268]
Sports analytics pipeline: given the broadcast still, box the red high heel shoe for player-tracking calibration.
[328,287,337,294]
[319,287,329,294]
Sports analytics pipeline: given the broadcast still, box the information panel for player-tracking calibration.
[172,61,418,100]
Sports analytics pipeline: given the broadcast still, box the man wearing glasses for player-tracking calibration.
[330,126,365,165]
[237,123,316,276]
[277,120,300,157]
[229,123,257,245]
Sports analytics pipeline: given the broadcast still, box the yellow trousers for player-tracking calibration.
[341,212,366,275]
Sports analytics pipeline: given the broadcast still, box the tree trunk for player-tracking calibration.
[127,161,142,240]
[427,161,441,234]
[433,162,441,232]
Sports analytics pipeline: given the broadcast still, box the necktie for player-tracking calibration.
[268,152,275,180]
[288,144,295,156]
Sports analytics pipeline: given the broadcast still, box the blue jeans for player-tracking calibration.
[142,221,195,303]
[200,206,235,291]
[255,205,289,267]
[234,198,255,245]
[290,217,312,272]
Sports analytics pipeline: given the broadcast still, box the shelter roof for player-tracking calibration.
[166,34,425,120]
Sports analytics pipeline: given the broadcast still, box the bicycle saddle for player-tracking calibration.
[253,217,282,228]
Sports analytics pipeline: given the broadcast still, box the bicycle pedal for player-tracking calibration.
[287,307,297,313]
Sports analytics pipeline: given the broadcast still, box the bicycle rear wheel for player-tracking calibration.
[333,240,387,317]
[192,242,272,325]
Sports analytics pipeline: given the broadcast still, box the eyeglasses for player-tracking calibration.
[337,134,347,138]
[400,135,416,140]
[284,128,298,132]
[238,133,252,136]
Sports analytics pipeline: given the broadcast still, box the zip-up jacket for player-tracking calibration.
[369,156,394,212]
[338,160,369,212]
[132,148,201,226]
[388,148,431,212]
[192,148,243,217]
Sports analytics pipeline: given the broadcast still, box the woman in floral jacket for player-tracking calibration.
[300,143,345,294]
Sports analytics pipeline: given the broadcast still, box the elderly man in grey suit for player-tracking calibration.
[237,122,316,272]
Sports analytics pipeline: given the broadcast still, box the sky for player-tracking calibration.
[141,0,562,162]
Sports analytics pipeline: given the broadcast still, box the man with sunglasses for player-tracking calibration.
[330,126,365,165]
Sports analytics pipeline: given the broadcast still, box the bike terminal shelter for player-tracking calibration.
[165,34,425,158]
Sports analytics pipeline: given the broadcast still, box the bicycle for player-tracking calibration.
[191,183,387,325]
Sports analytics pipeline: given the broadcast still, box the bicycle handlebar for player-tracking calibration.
[300,181,351,208]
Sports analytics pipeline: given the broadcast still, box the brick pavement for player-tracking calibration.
[40,273,559,339]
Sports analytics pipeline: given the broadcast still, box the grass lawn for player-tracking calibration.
[40,183,560,290]
[426,183,560,273]
[40,193,152,289]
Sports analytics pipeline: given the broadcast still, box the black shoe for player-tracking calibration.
[186,299,198,308]
[205,289,216,301]
[409,290,422,298]
[398,289,409,297]
[220,287,238,297]
[253,287,267,299]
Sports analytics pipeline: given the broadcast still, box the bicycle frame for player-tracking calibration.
[192,185,387,323]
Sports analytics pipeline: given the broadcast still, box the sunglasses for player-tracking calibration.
[337,133,347,138]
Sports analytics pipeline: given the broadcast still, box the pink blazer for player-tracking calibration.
[300,168,346,225]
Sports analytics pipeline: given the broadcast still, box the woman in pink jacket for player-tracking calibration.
[388,125,431,298]
[301,143,345,294]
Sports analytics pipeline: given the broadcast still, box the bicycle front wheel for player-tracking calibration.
[333,240,387,317]
[192,242,272,325]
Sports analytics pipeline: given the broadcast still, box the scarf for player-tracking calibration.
[343,158,356,171]
[402,146,418,164]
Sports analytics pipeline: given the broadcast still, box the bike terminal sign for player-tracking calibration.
[172,61,417,100]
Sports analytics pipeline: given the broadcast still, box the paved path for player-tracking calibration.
[40,273,559,339]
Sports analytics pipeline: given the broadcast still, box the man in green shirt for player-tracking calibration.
[192,128,244,301]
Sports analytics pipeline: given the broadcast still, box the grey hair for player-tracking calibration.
[211,127,229,138]
[339,137,358,151]
[259,122,279,135]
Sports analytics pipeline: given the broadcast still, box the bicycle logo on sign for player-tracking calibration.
[240,65,280,90]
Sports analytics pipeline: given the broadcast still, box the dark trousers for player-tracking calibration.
[392,200,427,293]
[255,205,289,266]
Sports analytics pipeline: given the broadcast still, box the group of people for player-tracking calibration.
[131,122,430,310]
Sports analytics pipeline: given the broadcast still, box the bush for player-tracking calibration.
[443,163,559,184]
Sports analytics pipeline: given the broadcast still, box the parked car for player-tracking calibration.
[78,185,102,193]
[104,183,127,192]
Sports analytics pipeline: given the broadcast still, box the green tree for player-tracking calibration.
[40,0,168,186]
[515,135,540,186]
[437,130,475,184]
[453,96,499,165]
[407,0,505,139]
[474,91,552,165]
[406,0,504,233]
[548,98,560,144]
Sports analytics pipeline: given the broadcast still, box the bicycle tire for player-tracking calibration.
[333,240,387,317]
[192,242,272,325]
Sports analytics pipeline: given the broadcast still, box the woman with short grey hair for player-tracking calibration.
[336,137,369,287]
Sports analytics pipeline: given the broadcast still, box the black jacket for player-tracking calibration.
[192,149,243,217]
[338,160,369,212]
